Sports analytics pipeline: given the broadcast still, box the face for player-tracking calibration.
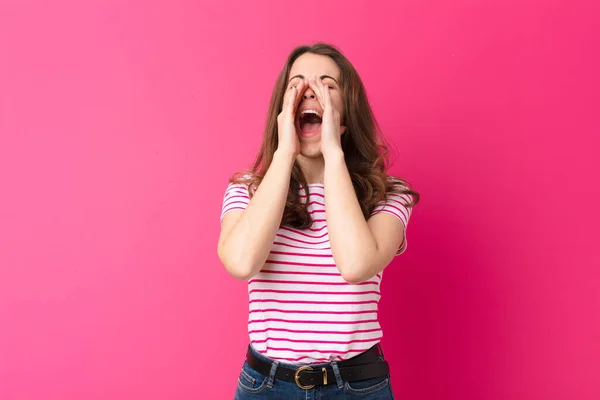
[286,53,344,159]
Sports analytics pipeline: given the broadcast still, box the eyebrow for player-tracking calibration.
[288,74,339,85]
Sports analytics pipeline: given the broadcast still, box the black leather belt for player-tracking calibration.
[245,344,390,390]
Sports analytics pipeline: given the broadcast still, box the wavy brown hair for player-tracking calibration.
[231,43,420,229]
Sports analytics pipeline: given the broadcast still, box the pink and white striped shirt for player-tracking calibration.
[220,179,413,364]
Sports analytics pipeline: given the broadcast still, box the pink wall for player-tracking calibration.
[1,1,598,399]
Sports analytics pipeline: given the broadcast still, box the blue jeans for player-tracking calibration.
[234,345,395,399]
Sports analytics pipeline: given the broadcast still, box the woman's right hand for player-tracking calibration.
[276,79,306,157]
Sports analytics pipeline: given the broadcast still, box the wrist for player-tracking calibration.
[273,149,297,165]
[322,148,345,163]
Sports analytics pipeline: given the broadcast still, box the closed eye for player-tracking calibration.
[288,77,302,90]
[322,80,336,89]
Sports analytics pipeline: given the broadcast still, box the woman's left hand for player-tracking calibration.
[307,78,346,160]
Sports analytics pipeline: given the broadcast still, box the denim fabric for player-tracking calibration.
[233,345,395,399]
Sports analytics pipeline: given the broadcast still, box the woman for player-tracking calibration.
[218,43,420,399]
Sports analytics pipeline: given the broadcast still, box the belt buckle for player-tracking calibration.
[294,366,315,390]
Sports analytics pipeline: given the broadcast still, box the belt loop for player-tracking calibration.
[377,343,385,360]
[266,359,279,388]
[330,361,344,389]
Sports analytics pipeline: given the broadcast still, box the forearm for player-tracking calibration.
[323,150,378,283]
[220,150,295,279]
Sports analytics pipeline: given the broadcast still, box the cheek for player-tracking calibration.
[332,95,344,120]
[337,102,345,123]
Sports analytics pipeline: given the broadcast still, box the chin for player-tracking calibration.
[299,144,322,159]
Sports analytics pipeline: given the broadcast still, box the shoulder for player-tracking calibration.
[384,175,412,200]
[371,175,417,220]
[220,173,256,222]
[225,172,259,195]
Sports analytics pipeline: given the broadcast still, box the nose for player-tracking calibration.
[302,75,319,100]
[303,86,316,100]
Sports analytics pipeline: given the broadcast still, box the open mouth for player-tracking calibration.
[297,110,323,136]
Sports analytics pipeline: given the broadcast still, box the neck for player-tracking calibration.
[296,154,325,184]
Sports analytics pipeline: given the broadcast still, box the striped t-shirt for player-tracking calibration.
[220,179,413,364]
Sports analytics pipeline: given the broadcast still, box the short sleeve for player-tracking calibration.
[370,185,414,256]
[220,182,251,223]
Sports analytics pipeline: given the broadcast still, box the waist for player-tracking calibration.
[246,342,390,389]
[247,337,384,365]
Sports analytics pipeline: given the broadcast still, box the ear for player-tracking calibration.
[340,125,347,135]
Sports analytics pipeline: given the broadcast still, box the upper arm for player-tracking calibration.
[217,182,251,255]
[220,182,251,223]
[218,210,245,253]
[367,212,406,272]
[366,187,413,273]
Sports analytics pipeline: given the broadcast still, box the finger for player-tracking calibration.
[315,76,326,93]
[315,79,326,106]
[315,78,329,102]
[323,82,333,110]
[282,83,294,112]
[316,80,334,123]
[307,79,325,110]
[285,86,298,116]
[291,79,307,113]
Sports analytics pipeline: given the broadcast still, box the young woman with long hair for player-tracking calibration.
[218,43,420,399]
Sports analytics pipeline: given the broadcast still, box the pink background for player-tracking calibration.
[1,1,598,399]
